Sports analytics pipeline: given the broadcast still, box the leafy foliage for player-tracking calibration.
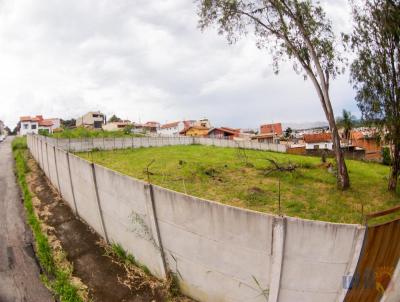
[197,0,350,189]
[348,0,400,191]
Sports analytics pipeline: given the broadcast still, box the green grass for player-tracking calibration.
[78,145,400,224]
[108,243,151,275]
[49,127,144,139]
[12,137,84,302]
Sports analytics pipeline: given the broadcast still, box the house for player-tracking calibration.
[76,111,105,129]
[102,121,131,131]
[19,115,57,135]
[350,130,382,160]
[208,127,240,140]
[260,123,283,136]
[159,120,195,136]
[143,121,160,133]
[180,126,209,137]
[251,133,278,144]
[195,118,211,129]
[303,133,333,150]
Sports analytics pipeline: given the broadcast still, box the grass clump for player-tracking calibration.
[12,137,84,302]
[79,145,400,224]
[108,243,151,275]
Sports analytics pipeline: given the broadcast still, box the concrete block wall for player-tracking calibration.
[37,135,286,153]
[26,135,366,302]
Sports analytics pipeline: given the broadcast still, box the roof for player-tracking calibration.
[39,120,54,127]
[209,127,240,135]
[20,115,42,122]
[252,133,275,139]
[180,126,209,134]
[351,130,378,140]
[161,121,180,129]
[303,133,332,143]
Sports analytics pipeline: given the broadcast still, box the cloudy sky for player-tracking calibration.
[0,0,358,129]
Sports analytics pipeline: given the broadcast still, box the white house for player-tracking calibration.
[19,115,56,135]
[303,133,333,150]
[159,120,195,136]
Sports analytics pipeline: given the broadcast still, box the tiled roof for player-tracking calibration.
[161,121,180,129]
[39,119,54,127]
[303,133,332,143]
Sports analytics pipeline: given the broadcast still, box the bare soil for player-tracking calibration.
[26,155,186,302]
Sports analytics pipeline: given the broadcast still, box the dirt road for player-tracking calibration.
[0,137,53,302]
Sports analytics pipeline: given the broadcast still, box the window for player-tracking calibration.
[23,124,28,129]
[31,124,37,129]
[314,145,320,150]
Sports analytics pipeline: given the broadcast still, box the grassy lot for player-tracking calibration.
[79,145,400,224]
[48,127,144,139]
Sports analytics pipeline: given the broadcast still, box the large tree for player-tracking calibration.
[197,0,350,189]
[348,0,400,192]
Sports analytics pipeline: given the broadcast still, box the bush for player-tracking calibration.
[382,147,392,166]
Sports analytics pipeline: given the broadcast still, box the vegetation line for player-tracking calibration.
[12,137,85,302]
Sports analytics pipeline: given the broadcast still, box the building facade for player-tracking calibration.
[76,111,105,129]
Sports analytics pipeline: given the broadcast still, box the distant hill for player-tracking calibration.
[282,121,329,130]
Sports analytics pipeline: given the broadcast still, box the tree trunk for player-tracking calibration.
[330,123,350,190]
[388,142,400,192]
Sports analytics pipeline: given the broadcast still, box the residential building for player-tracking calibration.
[208,127,240,140]
[195,118,211,129]
[303,133,333,150]
[180,126,209,137]
[159,120,195,136]
[350,130,382,160]
[76,111,105,129]
[260,123,283,136]
[0,120,4,135]
[251,133,278,144]
[143,121,160,133]
[19,115,56,135]
[102,121,131,131]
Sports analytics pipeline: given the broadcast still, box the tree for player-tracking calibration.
[61,118,76,129]
[347,0,400,192]
[108,114,122,123]
[336,109,356,141]
[284,127,293,139]
[197,0,350,189]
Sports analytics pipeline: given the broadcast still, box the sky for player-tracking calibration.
[0,0,359,129]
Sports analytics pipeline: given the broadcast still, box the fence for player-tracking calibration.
[36,135,287,153]
[28,134,370,302]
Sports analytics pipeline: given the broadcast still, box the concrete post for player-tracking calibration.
[268,217,286,302]
[53,146,62,195]
[144,184,168,279]
[45,142,50,177]
[90,163,109,243]
[40,139,45,170]
[66,153,79,216]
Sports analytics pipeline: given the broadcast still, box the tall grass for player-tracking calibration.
[12,137,84,302]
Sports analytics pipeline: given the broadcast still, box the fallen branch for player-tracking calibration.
[264,159,298,175]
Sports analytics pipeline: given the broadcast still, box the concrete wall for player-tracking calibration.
[26,135,368,302]
[36,135,286,153]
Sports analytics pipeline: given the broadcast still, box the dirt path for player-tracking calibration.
[0,137,54,302]
[26,154,177,301]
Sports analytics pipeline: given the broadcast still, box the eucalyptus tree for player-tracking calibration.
[348,0,400,191]
[197,0,350,189]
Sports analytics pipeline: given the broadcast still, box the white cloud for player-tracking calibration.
[0,0,358,129]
